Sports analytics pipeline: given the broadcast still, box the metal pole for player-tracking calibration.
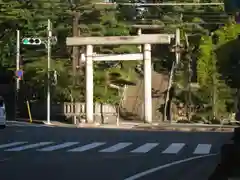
[137,28,142,52]
[175,28,181,64]
[47,19,52,124]
[15,30,20,120]
[16,30,20,90]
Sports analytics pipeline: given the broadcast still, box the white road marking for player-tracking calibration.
[68,142,106,152]
[7,124,25,127]
[6,121,47,127]
[5,142,53,151]
[193,144,212,154]
[0,142,27,149]
[38,142,79,151]
[0,158,11,162]
[124,153,217,180]
[0,141,215,155]
[131,143,159,153]
[162,143,185,154]
[99,142,132,152]
[7,124,44,127]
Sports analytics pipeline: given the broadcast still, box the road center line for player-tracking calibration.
[124,153,217,180]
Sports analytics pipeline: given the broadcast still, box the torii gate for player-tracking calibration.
[66,32,179,123]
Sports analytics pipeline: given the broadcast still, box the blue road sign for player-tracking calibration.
[16,70,23,79]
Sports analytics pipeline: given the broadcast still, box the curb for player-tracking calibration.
[42,121,57,126]
[16,119,44,124]
[134,126,234,132]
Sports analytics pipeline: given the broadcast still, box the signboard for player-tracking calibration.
[16,70,23,80]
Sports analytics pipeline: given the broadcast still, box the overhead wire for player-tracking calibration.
[0,1,230,25]
[94,2,224,6]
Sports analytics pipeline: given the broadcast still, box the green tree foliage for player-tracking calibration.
[0,0,138,104]
[197,22,240,120]
[215,23,240,88]
[2,0,240,122]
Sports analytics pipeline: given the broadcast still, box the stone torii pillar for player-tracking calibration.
[86,45,93,123]
[66,34,172,123]
[143,44,152,123]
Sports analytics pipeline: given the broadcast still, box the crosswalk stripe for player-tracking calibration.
[131,143,159,153]
[5,142,53,151]
[193,144,212,154]
[99,142,132,152]
[0,142,27,149]
[0,141,213,154]
[38,142,80,151]
[162,143,185,154]
[68,142,106,152]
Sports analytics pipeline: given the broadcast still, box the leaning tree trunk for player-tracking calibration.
[186,55,192,122]
[163,61,175,122]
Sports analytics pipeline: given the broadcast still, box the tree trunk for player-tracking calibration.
[100,102,104,124]
[186,55,192,121]
[163,61,175,122]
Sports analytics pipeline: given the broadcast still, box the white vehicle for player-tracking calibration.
[0,98,6,128]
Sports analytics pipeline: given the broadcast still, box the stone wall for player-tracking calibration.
[121,71,168,122]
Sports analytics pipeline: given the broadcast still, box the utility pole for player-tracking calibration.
[47,19,52,124]
[72,11,79,83]
[21,20,57,124]
[15,30,20,120]
[72,9,80,124]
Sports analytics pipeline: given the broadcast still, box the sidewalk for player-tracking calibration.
[43,121,236,132]
[15,118,238,132]
[43,121,140,129]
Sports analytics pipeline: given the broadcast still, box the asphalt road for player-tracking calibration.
[0,122,232,180]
